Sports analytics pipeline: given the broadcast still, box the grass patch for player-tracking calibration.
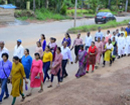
[15,8,71,21]
[68,19,130,33]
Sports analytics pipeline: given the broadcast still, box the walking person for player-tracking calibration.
[39,34,46,52]
[21,49,32,79]
[62,33,71,48]
[0,41,9,61]
[71,33,83,60]
[103,39,113,67]
[43,46,53,83]
[75,45,87,78]
[112,37,118,62]
[87,42,97,73]
[111,31,118,42]
[95,27,104,41]
[102,37,107,60]
[61,41,73,82]
[10,56,28,105]
[105,30,112,43]
[117,33,125,59]
[48,37,57,60]
[95,37,103,69]
[125,23,130,35]
[26,53,43,96]
[116,29,120,37]
[85,32,92,51]
[48,47,63,88]
[0,41,9,87]
[13,39,24,62]
[125,33,130,56]
[35,41,43,59]
[0,53,12,104]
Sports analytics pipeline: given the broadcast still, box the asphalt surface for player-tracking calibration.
[0,17,129,105]
[0,16,130,43]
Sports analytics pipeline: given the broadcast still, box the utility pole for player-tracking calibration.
[125,0,128,12]
[33,0,36,12]
[74,0,77,27]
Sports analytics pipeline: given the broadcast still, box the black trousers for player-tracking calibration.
[51,69,61,83]
[61,59,68,79]
[74,45,80,57]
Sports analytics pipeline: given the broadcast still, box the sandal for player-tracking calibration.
[26,93,32,97]
[38,89,43,93]
[21,96,25,102]
[47,85,52,88]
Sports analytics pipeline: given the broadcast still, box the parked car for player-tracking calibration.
[95,12,116,24]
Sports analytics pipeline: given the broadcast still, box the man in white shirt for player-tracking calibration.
[111,31,118,42]
[117,33,125,59]
[0,41,9,61]
[95,27,104,41]
[61,41,73,82]
[13,39,24,62]
[85,32,92,51]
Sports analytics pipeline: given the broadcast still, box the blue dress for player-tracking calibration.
[62,38,71,47]
[21,55,32,79]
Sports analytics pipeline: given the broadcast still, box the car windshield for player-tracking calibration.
[97,12,108,16]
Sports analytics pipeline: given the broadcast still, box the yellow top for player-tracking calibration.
[125,31,127,38]
[11,63,26,97]
[43,51,53,62]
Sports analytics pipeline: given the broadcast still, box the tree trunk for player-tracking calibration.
[125,0,128,12]
[45,0,49,8]
[33,0,36,12]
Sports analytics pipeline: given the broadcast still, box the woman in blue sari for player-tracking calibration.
[21,49,32,79]
[62,33,71,48]
[75,45,87,78]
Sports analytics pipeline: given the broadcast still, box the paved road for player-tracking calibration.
[0,17,129,105]
[1,16,130,43]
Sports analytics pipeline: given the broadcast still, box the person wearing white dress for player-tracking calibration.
[13,39,24,62]
[117,33,125,59]
[125,33,130,56]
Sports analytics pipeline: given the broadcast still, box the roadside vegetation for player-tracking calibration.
[0,0,129,21]
[68,19,130,33]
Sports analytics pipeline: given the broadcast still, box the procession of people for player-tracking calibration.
[0,23,130,104]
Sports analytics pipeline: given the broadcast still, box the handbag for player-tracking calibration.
[2,61,10,84]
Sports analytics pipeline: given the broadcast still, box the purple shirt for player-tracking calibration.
[62,38,71,47]
[0,60,12,79]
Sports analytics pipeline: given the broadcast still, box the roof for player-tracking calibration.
[0,4,16,9]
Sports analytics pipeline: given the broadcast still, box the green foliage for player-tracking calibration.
[68,19,130,33]
[99,9,111,12]
[67,9,94,15]
[35,8,70,20]
[60,4,67,15]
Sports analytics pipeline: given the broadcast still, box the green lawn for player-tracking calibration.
[68,19,130,33]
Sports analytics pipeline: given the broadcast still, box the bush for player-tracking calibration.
[99,9,111,12]
[68,19,130,33]
[111,6,118,12]
[60,4,67,15]
[67,9,91,15]
[88,9,94,14]
[14,10,36,18]
[16,8,71,21]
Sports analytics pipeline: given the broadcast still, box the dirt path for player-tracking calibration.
[18,56,130,105]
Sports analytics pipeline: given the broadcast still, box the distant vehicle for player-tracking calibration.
[95,12,116,24]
